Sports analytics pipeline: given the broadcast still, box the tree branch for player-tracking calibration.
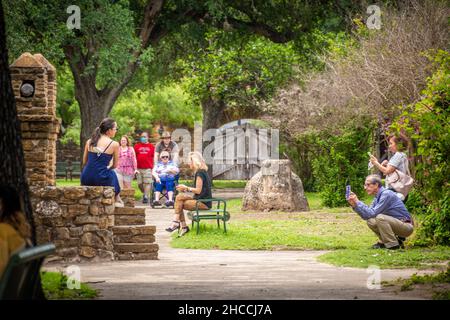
[225,17,294,43]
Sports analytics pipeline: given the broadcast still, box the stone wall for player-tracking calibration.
[120,188,136,208]
[56,140,81,163]
[30,186,116,263]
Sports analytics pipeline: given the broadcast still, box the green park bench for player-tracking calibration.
[56,160,81,180]
[187,198,230,234]
[0,243,56,300]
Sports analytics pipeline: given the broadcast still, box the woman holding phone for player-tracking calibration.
[369,135,411,201]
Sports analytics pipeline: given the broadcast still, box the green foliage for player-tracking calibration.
[390,50,450,245]
[399,265,450,291]
[41,271,97,300]
[179,30,300,116]
[5,0,143,85]
[111,83,201,138]
[311,119,374,207]
[280,135,317,192]
[58,82,201,145]
[405,189,428,216]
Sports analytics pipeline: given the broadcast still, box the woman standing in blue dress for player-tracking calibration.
[81,118,123,207]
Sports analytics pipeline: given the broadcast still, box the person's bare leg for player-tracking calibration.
[144,183,151,199]
[179,211,187,228]
[115,194,123,204]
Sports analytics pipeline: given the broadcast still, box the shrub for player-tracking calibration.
[311,119,374,207]
[390,50,450,245]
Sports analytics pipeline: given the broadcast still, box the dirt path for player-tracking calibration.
[44,199,437,299]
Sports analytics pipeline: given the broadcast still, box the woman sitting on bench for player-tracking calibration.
[166,151,212,237]
[0,185,31,277]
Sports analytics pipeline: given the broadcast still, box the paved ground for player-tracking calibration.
[44,196,437,300]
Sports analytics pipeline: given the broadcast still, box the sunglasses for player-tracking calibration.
[161,156,169,159]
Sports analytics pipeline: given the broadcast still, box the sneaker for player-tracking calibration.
[153,200,161,206]
[142,196,148,204]
[165,200,174,207]
[371,242,385,249]
[396,236,406,249]
[387,245,400,250]
[165,221,180,232]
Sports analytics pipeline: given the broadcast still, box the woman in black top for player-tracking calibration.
[166,151,212,236]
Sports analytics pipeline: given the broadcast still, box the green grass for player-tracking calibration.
[317,247,450,269]
[55,178,80,187]
[211,180,247,189]
[172,215,375,250]
[41,271,98,300]
[171,196,450,269]
[383,265,450,299]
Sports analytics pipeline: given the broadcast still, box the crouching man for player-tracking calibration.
[347,174,414,250]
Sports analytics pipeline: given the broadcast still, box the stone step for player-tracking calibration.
[114,206,145,215]
[112,225,156,243]
[114,215,145,226]
[112,225,156,235]
[114,234,155,243]
[120,188,135,197]
[120,188,136,208]
[122,198,135,208]
[117,252,158,260]
[114,243,159,254]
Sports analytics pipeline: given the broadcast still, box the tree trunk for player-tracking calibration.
[63,0,164,162]
[201,96,228,181]
[75,82,113,161]
[0,1,35,244]
[64,46,125,161]
[0,0,46,300]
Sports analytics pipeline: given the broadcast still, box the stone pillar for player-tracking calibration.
[10,52,60,187]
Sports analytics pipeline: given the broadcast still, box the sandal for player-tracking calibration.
[165,221,180,232]
[178,226,190,237]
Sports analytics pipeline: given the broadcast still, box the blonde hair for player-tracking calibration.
[188,151,208,172]
[120,135,130,146]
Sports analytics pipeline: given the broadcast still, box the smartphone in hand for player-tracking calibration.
[346,185,351,199]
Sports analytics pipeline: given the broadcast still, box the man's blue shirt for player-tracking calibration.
[353,187,412,221]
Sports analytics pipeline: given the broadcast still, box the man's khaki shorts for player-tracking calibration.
[137,169,153,185]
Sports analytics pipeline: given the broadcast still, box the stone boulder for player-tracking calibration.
[242,159,309,212]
